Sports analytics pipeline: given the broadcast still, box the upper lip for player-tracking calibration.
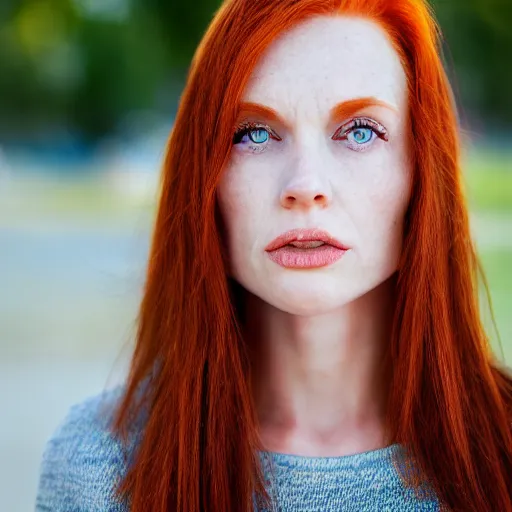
[265,228,350,252]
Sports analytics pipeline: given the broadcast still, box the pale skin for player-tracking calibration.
[217,16,412,457]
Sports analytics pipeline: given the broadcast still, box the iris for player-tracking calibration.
[351,127,373,144]
[249,129,269,144]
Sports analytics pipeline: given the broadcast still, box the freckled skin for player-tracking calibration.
[218,16,411,316]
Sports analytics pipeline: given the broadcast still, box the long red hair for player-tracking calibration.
[112,1,512,510]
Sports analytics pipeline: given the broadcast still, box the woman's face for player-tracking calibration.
[217,15,411,315]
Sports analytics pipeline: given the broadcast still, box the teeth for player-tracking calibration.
[288,241,325,249]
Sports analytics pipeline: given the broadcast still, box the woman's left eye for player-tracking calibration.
[333,117,388,152]
[348,127,374,145]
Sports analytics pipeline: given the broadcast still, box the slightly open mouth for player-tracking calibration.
[284,241,326,249]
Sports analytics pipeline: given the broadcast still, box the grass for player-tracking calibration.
[464,149,512,212]
[478,249,512,364]
[463,149,512,363]
[0,173,157,230]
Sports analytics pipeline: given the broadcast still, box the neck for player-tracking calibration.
[244,275,396,457]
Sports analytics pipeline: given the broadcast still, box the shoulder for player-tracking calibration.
[35,385,138,512]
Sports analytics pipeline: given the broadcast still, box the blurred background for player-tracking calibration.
[1,0,511,510]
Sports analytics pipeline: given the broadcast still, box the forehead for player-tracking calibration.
[243,16,407,117]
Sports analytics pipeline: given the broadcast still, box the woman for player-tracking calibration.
[36,0,512,511]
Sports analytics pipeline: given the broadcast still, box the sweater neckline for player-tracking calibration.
[257,443,403,471]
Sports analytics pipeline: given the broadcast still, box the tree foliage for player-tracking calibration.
[0,0,510,142]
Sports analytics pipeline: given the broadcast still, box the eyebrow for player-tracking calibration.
[236,97,398,129]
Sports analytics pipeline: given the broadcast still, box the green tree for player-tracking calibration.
[0,0,511,143]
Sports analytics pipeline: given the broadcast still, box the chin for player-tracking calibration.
[257,274,358,316]
[271,297,342,316]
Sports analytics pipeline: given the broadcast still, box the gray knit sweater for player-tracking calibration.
[35,386,441,511]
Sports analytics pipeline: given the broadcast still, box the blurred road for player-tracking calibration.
[1,186,150,511]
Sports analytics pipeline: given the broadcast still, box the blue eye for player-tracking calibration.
[333,117,388,152]
[349,127,373,144]
[233,126,271,146]
[233,123,279,154]
[249,129,269,144]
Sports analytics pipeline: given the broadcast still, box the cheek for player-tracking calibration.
[217,163,264,258]
[368,139,411,213]
[349,147,411,246]
[368,173,410,220]
[218,164,258,225]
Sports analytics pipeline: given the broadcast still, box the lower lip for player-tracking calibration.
[266,245,348,269]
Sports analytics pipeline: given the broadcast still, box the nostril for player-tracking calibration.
[280,190,330,208]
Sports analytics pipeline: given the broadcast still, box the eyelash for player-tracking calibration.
[232,117,388,154]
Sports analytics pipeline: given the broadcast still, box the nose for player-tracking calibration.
[279,174,331,210]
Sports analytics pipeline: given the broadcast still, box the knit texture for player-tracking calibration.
[35,387,441,511]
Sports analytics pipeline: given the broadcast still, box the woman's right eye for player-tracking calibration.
[234,127,270,145]
[232,122,281,154]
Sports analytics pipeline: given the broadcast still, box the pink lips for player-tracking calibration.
[265,228,350,269]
